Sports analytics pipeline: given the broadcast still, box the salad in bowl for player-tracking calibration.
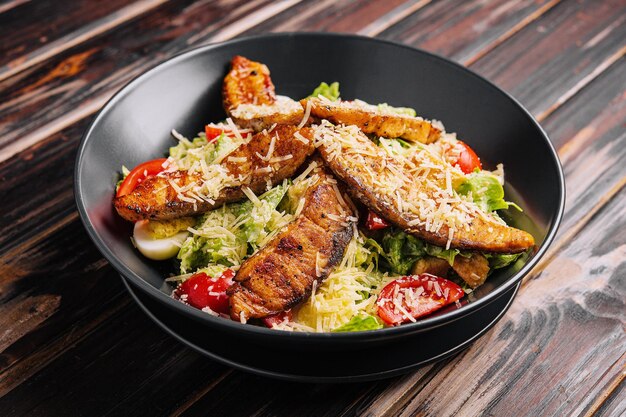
[112,56,535,333]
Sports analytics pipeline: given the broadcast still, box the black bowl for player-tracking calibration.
[75,33,564,350]
[122,275,520,382]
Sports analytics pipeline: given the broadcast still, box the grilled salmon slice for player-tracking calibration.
[227,166,355,321]
[301,97,441,143]
[315,122,535,253]
[114,126,315,221]
[223,55,276,112]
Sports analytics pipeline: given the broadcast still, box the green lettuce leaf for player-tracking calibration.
[115,165,130,192]
[308,82,340,101]
[177,183,292,273]
[169,131,246,171]
[380,229,426,274]
[234,183,290,248]
[355,236,383,269]
[333,314,383,332]
[457,171,519,213]
[485,252,523,270]
[377,103,417,117]
[424,243,462,266]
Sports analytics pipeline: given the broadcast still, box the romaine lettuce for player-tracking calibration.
[169,132,244,171]
[308,81,340,101]
[377,103,417,117]
[456,171,520,213]
[333,314,383,332]
[485,252,524,270]
[381,229,425,274]
[177,183,292,273]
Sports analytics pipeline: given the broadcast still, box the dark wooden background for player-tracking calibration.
[0,0,624,415]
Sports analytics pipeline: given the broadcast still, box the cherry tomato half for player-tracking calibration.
[174,269,235,314]
[262,310,293,328]
[365,210,391,230]
[116,158,168,197]
[205,125,224,142]
[445,140,482,174]
[376,274,464,325]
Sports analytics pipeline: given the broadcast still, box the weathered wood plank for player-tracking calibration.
[0,0,170,81]
[0,0,416,163]
[244,0,419,35]
[470,0,626,119]
[592,370,626,417]
[0,0,292,163]
[0,0,135,66]
[0,301,229,416]
[545,57,626,233]
[0,0,31,15]
[379,0,559,65]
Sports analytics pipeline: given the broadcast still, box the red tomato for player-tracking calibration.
[262,310,292,328]
[205,125,224,142]
[376,274,464,325]
[116,158,168,197]
[445,140,482,174]
[174,269,235,314]
[365,210,390,230]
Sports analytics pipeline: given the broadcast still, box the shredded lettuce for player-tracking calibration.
[355,236,383,269]
[332,314,383,332]
[424,244,463,266]
[457,171,521,213]
[308,81,340,101]
[380,228,469,274]
[177,183,293,273]
[169,132,243,171]
[115,165,130,192]
[235,183,291,252]
[377,103,417,117]
[169,135,207,161]
[380,229,425,274]
[485,252,524,270]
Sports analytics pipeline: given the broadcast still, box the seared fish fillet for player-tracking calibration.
[302,97,441,143]
[114,126,314,221]
[223,55,276,112]
[315,122,535,253]
[227,166,355,321]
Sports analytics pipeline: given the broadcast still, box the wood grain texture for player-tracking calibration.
[0,0,624,415]
[0,0,170,82]
[0,301,229,416]
[542,57,626,239]
[245,0,419,34]
[0,0,135,68]
[593,371,626,417]
[379,0,559,64]
[0,0,289,162]
[470,0,626,118]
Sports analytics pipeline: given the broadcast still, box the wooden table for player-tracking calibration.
[1,0,624,415]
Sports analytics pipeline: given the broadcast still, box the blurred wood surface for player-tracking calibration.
[0,0,624,415]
